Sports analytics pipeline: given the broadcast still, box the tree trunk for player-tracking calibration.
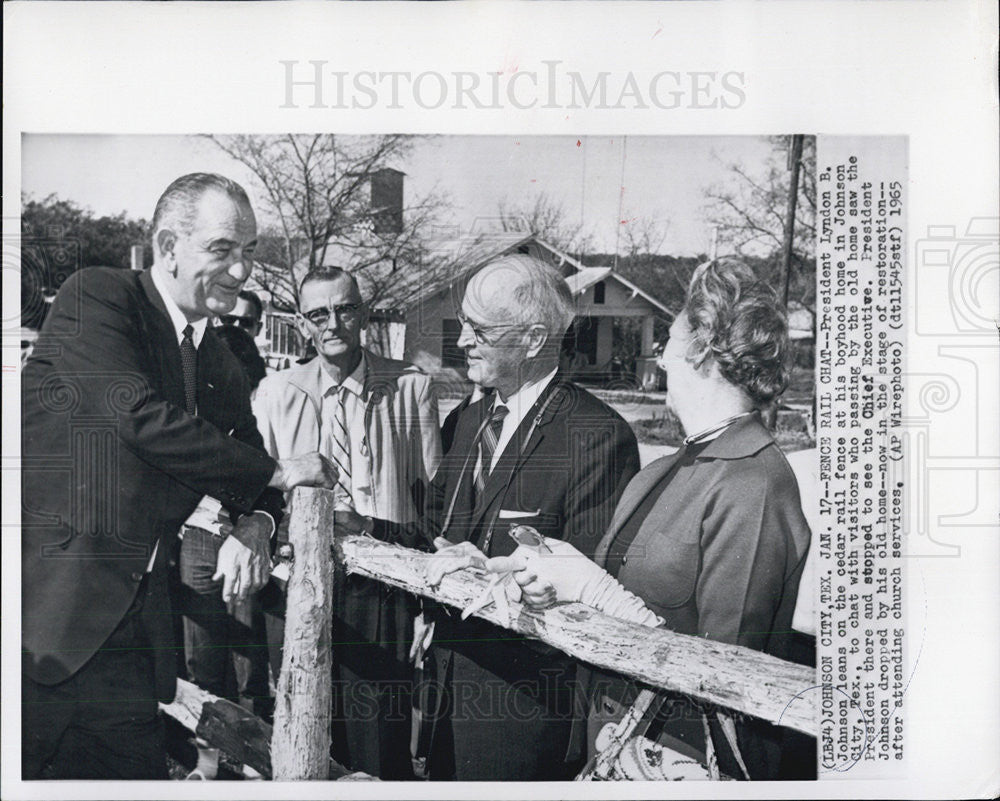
[270,487,337,779]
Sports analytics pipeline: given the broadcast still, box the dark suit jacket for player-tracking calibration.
[22,267,282,698]
[387,375,639,779]
[587,414,812,779]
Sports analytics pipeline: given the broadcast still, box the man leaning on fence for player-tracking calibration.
[21,173,337,780]
[338,254,640,780]
[252,266,442,779]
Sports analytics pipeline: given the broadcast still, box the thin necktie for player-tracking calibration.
[180,324,197,415]
[328,387,353,506]
[475,404,509,495]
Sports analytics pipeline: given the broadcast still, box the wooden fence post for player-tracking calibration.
[271,487,337,780]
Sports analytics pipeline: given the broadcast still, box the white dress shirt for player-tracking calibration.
[488,367,558,473]
[317,353,375,515]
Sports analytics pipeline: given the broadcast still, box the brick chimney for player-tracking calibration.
[369,168,404,236]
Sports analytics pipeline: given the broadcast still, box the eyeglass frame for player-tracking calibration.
[218,313,260,331]
[298,302,364,328]
[455,310,539,347]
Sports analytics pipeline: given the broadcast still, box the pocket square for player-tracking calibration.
[497,508,541,520]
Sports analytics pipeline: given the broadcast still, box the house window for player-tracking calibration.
[442,318,465,369]
[268,315,302,358]
[593,281,606,304]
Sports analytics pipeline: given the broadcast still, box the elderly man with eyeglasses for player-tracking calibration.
[337,254,640,780]
[251,266,442,779]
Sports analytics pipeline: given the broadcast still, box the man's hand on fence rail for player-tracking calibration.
[334,508,374,537]
[269,452,339,492]
[425,537,488,588]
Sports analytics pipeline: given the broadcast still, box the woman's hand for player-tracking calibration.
[485,538,598,607]
[486,538,664,627]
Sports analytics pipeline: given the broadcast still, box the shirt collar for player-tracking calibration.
[319,351,367,398]
[493,366,558,421]
[696,412,775,460]
[150,267,208,348]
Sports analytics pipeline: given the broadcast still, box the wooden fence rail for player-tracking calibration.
[335,527,816,737]
[164,487,816,779]
[159,678,367,780]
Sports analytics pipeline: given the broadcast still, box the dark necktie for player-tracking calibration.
[180,324,197,415]
[475,404,509,495]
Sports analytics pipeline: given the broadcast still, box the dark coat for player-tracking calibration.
[21,267,282,699]
[392,376,639,780]
[587,414,813,779]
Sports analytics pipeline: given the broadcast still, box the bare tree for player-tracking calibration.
[621,215,670,260]
[705,136,816,257]
[206,134,448,311]
[496,193,595,257]
[703,135,817,320]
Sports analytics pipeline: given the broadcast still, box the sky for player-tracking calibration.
[21,134,778,256]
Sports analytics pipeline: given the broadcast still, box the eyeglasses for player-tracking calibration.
[300,303,363,327]
[456,311,528,346]
[218,314,259,331]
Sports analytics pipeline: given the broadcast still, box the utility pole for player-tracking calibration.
[782,135,805,307]
[613,136,627,272]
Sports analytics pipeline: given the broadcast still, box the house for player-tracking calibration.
[367,230,672,388]
[259,230,672,387]
[255,163,673,385]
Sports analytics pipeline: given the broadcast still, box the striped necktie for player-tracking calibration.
[475,404,509,495]
[180,324,197,415]
[327,387,353,505]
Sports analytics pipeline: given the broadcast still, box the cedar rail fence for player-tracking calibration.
[161,487,817,780]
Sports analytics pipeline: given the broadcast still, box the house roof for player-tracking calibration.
[565,265,674,317]
[370,231,674,320]
[564,266,612,294]
[370,231,536,311]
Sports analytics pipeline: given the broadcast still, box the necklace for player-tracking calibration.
[683,411,754,445]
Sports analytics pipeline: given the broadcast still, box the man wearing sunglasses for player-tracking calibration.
[252,266,442,779]
[216,289,264,337]
[339,254,640,780]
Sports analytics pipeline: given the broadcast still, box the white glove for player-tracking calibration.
[486,538,664,628]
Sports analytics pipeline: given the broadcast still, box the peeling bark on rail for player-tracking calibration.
[335,533,817,737]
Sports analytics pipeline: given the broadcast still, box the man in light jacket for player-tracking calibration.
[252,266,441,778]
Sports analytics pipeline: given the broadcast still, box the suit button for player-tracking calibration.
[621,556,628,565]
[131,572,143,582]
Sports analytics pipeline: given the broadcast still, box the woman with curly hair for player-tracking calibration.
[493,257,813,779]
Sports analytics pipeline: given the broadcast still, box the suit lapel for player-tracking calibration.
[138,271,185,408]
[473,414,542,519]
[592,448,685,568]
[471,378,568,523]
[440,394,491,540]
